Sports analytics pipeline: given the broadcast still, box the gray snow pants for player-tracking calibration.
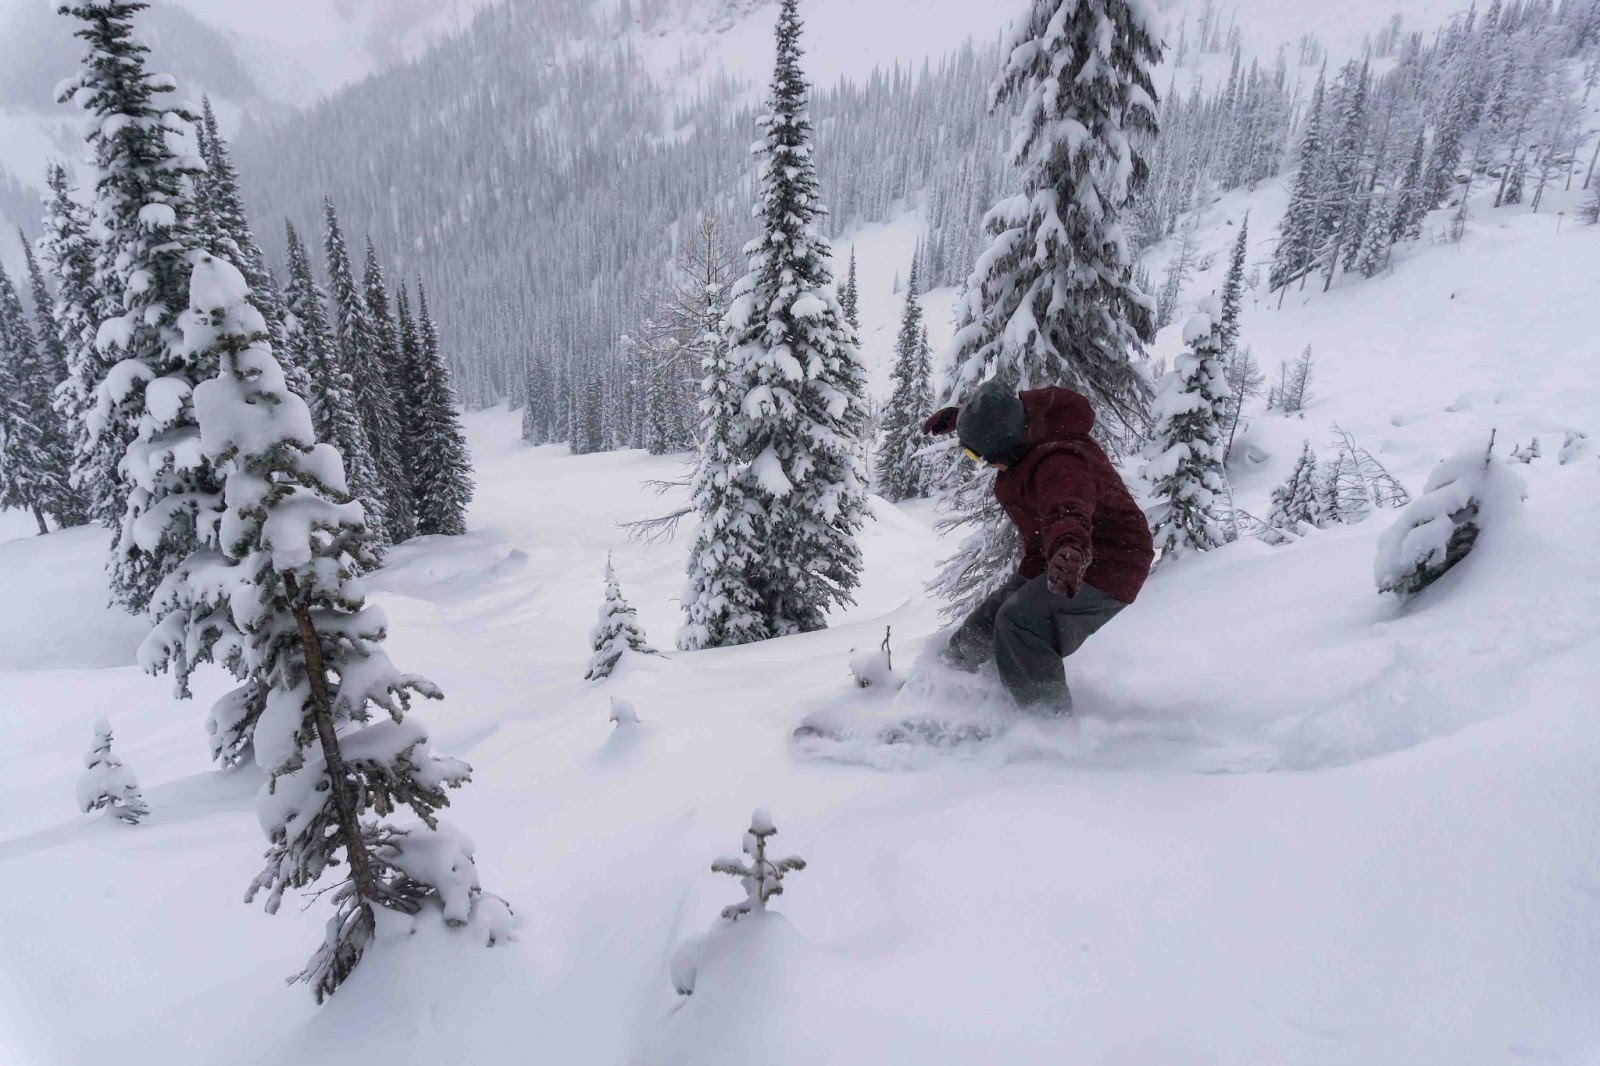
[945,573,1128,715]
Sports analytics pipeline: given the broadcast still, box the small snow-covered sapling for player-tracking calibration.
[585,555,658,681]
[1510,438,1540,464]
[76,718,148,825]
[712,808,806,921]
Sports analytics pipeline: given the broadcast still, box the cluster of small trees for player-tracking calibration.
[1270,0,1597,296]
[1266,428,1413,536]
[3,34,472,562]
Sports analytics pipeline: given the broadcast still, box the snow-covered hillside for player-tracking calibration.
[4,157,1600,1060]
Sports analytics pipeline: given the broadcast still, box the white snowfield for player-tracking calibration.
[5,179,1600,1065]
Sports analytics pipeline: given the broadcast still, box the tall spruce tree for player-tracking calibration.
[404,282,474,536]
[716,0,869,637]
[361,240,417,541]
[171,254,505,1002]
[875,256,934,502]
[839,246,860,333]
[322,201,397,546]
[282,220,385,540]
[56,0,211,613]
[1218,215,1249,355]
[40,163,112,522]
[1142,297,1228,560]
[1319,59,1371,289]
[1270,71,1328,292]
[931,0,1162,617]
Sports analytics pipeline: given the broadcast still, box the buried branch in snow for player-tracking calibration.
[848,626,900,689]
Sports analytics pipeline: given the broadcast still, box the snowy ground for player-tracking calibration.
[6,173,1600,1064]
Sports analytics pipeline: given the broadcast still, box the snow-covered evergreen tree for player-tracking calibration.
[76,717,148,825]
[1270,70,1328,292]
[1354,192,1397,277]
[19,236,89,528]
[41,162,113,523]
[402,282,474,536]
[716,0,870,636]
[1217,216,1249,355]
[1391,127,1429,242]
[57,0,211,613]
[712,808,806,921]
[678,307,766,651]
[875,256,934,502]
[361,241,417,542]
[322,201,397,546]
[585,556,658,680]
[839,246,860,333]
[1143,297,1228,561]
[1267,440,1324,533]
[932,0,1161,616]
[1318,59,1371,289]
[174,254,504,1002]
[1422,76,1471,213]
[0,261,80,533]
[281,221,385,544]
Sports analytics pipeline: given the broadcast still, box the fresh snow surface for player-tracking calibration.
[5,126,1600,1066]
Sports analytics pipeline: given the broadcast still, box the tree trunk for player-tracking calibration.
[283,571,383,908]
[1584,137,1600,191]
[32,508,49,536]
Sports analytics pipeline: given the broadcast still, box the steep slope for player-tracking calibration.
[3,168,1598,1060]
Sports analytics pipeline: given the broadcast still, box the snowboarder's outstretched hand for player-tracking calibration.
[1047,545,1091,597]
[922,406,960,436]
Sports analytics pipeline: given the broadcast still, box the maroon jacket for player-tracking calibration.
[992,388,1154,604]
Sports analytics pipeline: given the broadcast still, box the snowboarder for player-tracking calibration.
[922,381,1154,715]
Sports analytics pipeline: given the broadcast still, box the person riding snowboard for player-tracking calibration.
[922,380,1154,715]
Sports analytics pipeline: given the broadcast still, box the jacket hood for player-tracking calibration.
[1020,386,1096,445]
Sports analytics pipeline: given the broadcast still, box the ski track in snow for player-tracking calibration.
[5,160,1600,1064]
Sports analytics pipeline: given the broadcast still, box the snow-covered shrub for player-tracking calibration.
[1143,299,1229,560]
[586,556,658,680]
[1558,430,1591,465]
[608,696,638,727]
[712,808,806,922]
[76,718,148,825]
[1375,435,1526,597]
[1510,438,1540,464]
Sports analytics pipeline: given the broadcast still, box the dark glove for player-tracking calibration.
[921,406,960,436]
[1046,545,1091,598]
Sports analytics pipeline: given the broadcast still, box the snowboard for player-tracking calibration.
[791,637,1022,766]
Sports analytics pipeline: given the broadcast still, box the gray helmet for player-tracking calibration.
[957,379,1027,461]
